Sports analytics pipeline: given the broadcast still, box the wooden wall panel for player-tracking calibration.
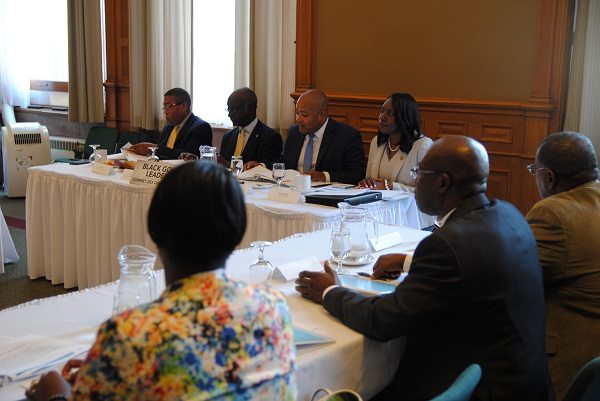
[104,0,130,131]
[294,0,574,213]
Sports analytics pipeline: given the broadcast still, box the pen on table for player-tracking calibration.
[357,272,372,278]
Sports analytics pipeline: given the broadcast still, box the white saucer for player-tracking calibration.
[331,254,374,266]
[252,183,274,190]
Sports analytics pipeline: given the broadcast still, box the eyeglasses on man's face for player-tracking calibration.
[526,164,551,176]
[409,166,441,180]
[162,102,182,111]
[225,106,245,113]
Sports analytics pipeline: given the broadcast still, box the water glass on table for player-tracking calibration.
[231,156,243,178]
[249,241,273,284]
[272,163,286,187]
[330,228,351,274]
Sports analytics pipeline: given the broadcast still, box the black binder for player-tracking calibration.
[305,191,382,208]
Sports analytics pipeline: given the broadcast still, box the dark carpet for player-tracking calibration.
[0,193,75,311]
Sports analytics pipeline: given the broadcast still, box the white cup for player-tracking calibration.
[294,174,311,193]
[96,149,108,160]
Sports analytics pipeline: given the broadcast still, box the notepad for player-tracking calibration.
[293,326,334,346]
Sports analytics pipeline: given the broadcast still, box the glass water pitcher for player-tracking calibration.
[199,145,217,164]
[113,245,158,315]
[338,204,379,264]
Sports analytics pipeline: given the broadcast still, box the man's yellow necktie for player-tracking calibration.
[233,128,245,157]
[166,125,179,149]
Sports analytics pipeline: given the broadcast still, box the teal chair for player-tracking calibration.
[82,127,119,158]
[116,131,140,152]
[430,364,482,401]
[563,357,600,401]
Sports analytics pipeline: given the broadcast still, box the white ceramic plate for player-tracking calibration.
[252,183,274,190]
[330,254,374,266]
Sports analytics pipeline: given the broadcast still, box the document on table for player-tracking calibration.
[293,326,334,346]
[0,335,90,386]
[238,165,299,185]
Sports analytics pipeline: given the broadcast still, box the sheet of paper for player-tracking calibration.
[273,257,323,282]
[122,149,149,162]
[238,165,299,186]
[305,188,369,197]
[0,335,90,383]
[370,231,403,252]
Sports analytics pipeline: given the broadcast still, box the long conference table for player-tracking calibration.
[0,225,430,401]
[26,162,420,289]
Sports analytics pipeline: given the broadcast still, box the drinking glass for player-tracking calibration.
[249,241,273,284]
[147,146,159,162]
[330,228,351,274]
[230,156,243,178]
[272,163,286,187]
[88,144,102,164]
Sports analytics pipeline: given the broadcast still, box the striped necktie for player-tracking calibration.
[303,133,315,172]
[166,125,179,149]
[233,128,245,157]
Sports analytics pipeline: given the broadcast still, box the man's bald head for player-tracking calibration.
[534,131,599,198]
[415,135,489,216]
[425,135,489,195]
[227,87,257,127]
[295,89,329,134]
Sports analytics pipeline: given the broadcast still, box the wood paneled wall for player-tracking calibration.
[104,0,130,131]
[294,0,575,213]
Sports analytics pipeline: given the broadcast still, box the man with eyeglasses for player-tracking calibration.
[525,131,600,400]
[219,87,282,169]
[295,135,552,401]
[129,88,212,159]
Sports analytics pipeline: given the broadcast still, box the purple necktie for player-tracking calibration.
[303,133,315,172]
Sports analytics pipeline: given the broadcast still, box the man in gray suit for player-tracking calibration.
[526,131,600,400]
[295,135,552,401]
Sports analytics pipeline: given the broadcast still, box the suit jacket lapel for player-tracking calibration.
[316,119,335,168]
[370,143,386,179]
[242,121,262,159]
[174,113,194,146]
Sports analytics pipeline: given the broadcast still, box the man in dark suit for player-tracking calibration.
[220,87,282,169]
[295,135,553,401]
[282,89,366,184]
[129,88,212,159]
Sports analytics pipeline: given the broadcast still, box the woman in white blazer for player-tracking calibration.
[359,93,432,192]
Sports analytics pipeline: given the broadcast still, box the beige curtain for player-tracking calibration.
[251,0,296,136]
[129,0,192,130]
[564,0,600,155]
[234,0,251,88]
[67,0,104,123]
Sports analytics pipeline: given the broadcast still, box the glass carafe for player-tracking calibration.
[338,204,378,264]
[113,245,158,315]
[199,145,217,164]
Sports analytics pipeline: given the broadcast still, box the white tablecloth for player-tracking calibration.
[26,163,419,289]
[1,225,430,401]
[241,188,419,248]
[0,205,19,274]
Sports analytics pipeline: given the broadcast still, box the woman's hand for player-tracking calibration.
[61,358,84,385]
[357,178,389,190]
[26,371,71,401]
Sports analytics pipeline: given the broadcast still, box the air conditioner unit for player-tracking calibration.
[1,122,51,197]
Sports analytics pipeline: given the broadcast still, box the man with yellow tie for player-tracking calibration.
[130,88,212,159]
[220,87,282,169]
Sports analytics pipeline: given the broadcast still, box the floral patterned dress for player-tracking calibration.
[70,269,296,400]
